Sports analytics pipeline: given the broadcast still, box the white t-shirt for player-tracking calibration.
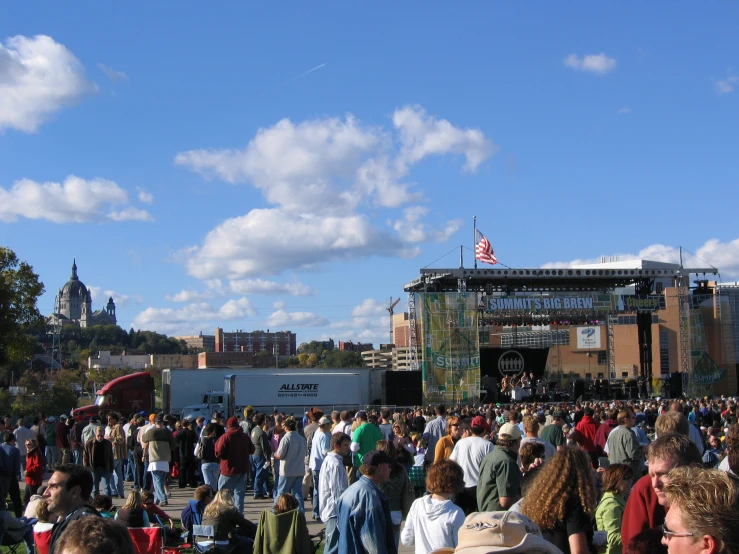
[332,421,352,436]
[449,436,494,488]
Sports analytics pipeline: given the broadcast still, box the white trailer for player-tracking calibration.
[161,368,254,417]
[223,371,376,417]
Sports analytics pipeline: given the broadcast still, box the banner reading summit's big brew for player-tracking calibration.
[417,292,481,404]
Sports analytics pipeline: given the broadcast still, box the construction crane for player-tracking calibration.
[387,297,400,345]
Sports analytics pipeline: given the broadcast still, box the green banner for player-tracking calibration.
[418,292,481,404]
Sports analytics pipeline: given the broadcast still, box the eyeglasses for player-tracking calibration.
[450,424,460,428]
[662,523,694,539]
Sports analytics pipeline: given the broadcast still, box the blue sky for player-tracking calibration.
[2,3,738,346]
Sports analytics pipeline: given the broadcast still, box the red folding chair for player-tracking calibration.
[128,527,189,554]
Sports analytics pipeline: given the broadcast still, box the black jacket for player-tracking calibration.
[48,505,100,554]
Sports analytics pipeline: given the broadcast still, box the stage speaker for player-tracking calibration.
[385,370,423,406]
[670,373,683,398]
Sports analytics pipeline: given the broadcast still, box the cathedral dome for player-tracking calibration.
[61,259,88,299]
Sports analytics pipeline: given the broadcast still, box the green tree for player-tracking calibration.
[307,353,319,367]
[0,248,45,368]
[322,350,364,368]
[297,353,309,366]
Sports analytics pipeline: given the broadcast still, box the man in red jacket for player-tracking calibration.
[620,433,701,550]
[215,416,255,514]
[574,407,600,465]
[594,408,618,457]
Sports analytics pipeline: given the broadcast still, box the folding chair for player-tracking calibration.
[128,527,190,554]
[192,525,234,554]
[2,514,32,554]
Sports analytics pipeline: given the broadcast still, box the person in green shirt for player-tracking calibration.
[350,411,383,467]
[541,411,567,451]
[595,463,633,554]
[477,422,522,512]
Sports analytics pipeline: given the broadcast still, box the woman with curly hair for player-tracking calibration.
[522,446,597,554]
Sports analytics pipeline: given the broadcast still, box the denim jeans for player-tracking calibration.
[252,455,270,497]
[93,468,112,497]
[45,446,59,470]
[152,470,168,504]
[127,451,138,486]
[73,447,83,466]
[311,469,321,518]
[218,473,247,514]
[272,459,281,499]
[112,459,124,497]
[324,517,338,553]
[275,475,304,513]
[201,462,220,490]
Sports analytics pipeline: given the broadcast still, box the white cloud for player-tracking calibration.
[715,74,739,95]
[165,278,315,303]
[273,300,286,310]
[351,298,388,318]
[0,35,96,132]
[393,105,498,172]
[133,298,257,335]
[183,209,414,279]
[392,206,462,243]
[108,207,154,222]
[330,298,395,340]
[97,63,128,83]
[164,289,213,303]
[137,188,154,204]
[0,175,153,224]
[176,106,494,279]
[617,107,631,115]
[265,309,329,328]
[88,287,144,308]
[564,53,617,75]
[541,238,739,277]
[227,278,316,296]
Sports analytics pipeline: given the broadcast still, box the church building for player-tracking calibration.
[47,259,117,328]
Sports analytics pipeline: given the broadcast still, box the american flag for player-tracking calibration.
[475,229,498,265]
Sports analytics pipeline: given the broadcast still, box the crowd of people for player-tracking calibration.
[0,394,737,553]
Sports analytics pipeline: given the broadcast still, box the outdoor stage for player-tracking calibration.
[403,262,727,404]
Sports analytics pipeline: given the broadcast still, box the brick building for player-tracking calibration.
[214,328,296,356]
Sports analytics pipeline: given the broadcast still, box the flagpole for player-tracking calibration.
[473,215,478,269]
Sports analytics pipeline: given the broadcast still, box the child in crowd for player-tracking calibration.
[409,434,427,498]
[91,494,115,518]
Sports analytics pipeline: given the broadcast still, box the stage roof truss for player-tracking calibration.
[404,267,717,293]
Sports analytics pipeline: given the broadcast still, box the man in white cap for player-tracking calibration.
[477,422,523,513]
[429,511,563,553]
[309,416,332,521]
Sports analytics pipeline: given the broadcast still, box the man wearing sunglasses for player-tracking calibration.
[662,466,739,554]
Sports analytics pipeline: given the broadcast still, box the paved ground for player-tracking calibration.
[107,482,415,553]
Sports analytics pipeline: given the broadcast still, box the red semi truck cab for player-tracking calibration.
[72,371,156,419]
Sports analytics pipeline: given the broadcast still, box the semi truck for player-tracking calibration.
[72,371,156,419]
[222,370,376,417]
[161,368,255,418]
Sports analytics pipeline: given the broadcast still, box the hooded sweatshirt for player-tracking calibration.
[215,425,255,476]
[575,415,600,453]
[400,495,465,554]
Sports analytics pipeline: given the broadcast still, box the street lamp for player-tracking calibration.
[273,344,279,368]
